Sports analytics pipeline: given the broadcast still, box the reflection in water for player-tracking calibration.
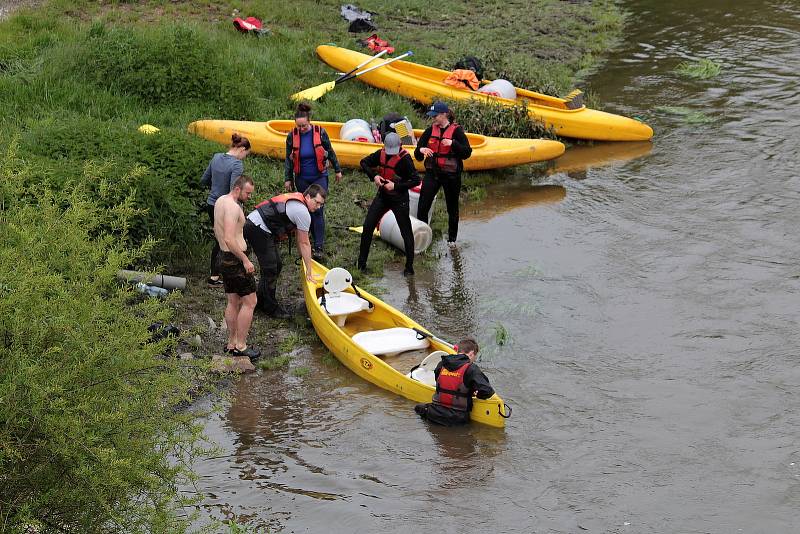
[425,245,477,338]
[463,184,566,221]
[544,141,653,177]
[423,420,509,490]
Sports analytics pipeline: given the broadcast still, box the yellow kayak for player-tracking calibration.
[188,119,565,172]
[301,260,509,428]
[315,45,653,142]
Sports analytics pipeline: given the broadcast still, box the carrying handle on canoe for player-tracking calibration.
[413,327,454,350]
[499,403,512,419]
[350,282,374,310]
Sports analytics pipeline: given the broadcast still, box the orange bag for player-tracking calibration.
[444,69,480,91]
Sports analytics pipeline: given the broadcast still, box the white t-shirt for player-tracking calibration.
[247,199,311,234]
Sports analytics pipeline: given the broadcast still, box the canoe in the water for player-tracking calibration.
[187,119,565,171]
[315,45,653,142]
[301,260,510,428]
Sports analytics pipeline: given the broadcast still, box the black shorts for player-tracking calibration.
[220,251,256,296]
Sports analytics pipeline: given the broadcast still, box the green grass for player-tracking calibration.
[655,106,714,124]
[675,58,722,79]
[493,323,509,346]
[257,354,291,371]
[291,366,311,377]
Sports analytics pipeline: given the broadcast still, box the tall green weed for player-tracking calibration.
[0,141,211,532]
[447,99,557,140]
[77,22,261,118]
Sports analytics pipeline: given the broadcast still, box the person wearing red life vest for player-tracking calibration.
[413,101,472,245]
[357,133,420,276]
[284,103,342,260]
[243,184,326,319]
[414,338,495,426]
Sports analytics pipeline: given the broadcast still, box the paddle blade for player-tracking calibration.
[290,80,336,102]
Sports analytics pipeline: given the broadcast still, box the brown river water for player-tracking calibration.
[191,1,800,531]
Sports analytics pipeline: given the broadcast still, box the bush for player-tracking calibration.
[446,99,557,140]
[19,116,217,268]
[0,141,211,532]
[78,22,261,118]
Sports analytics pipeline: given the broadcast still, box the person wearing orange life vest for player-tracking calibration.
[414,338,494,426]
[284,103,342,260]
[357,133,420,276]
[243,184,326,319]
[414,101,472,245]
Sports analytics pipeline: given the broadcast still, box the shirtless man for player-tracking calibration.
[214,175,260,359]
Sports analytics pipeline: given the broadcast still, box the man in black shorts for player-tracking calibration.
[214,175,260,360]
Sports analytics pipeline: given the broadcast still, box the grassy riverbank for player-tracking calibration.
[0,0,625,270]
[0,0,625,530]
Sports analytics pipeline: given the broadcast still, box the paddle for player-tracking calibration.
[295,49,387,103]
[291,50,413,101]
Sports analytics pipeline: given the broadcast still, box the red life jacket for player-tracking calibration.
[426,122,459,173]
[378,148,409,194]
[254,192,310,240]
[432,361,472,412]
[291,125,326,176]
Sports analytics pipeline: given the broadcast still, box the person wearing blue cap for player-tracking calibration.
[413,101,472,244]
[358,133,420,275]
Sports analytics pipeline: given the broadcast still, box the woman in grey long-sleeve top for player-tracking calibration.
[200,132,251,287]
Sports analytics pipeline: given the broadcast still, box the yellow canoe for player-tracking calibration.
[188,119,565,172]
[315,45,653,142]
[301,260,509,428]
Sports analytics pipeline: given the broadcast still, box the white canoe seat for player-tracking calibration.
[407,350,447,386]
[352,327,430,357]
[319,267,371,326]
[318,292,371,327]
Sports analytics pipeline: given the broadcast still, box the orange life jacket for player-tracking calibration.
[426,123,459,173]
[444,69,480,91]
[254,192,310,240]
[432,361,471,412]
[291,125,326,176]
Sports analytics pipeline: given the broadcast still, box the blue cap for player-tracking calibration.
[426,101,449,117]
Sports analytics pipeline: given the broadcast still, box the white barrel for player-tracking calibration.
[478,79,517,100]
[378,212,432,254]
[340,119,374,142]
[408,184,436,222]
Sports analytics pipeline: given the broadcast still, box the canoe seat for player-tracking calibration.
[407,350,447,387]
[318,267,371,327]
[352,327,430,357]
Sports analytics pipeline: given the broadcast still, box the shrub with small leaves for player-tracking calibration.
[0,141,212,532]
[446,99,557,140]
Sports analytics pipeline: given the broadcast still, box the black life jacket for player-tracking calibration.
[432,361,471,412]
[255,192,309,240]
[426,122,459,173]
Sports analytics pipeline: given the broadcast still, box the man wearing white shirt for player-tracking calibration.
[243,184,325,318]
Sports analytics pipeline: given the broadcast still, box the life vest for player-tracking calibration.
[291,125,326,176]
[444,69,480,91]
[426,123,459,173]
[432,361,472,412]
[255,192,310,240]
[378,148,409,194]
